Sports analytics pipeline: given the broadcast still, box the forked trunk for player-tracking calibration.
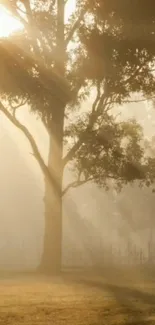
[40,0,65,274]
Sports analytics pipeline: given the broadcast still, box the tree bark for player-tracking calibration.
[40,180,62,274]
[39,0,65,274]
[40,106,64,274]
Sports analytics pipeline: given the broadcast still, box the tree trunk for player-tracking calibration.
[39,0,65,274]
[41,182,62,274]
[41,177,63,274]
[40,107,64,274]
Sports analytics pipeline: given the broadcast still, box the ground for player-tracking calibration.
[0,268,155,324]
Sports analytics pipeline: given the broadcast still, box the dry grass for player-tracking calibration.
[0,269,155,324]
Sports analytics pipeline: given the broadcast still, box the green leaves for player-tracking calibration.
[78,0,155,103]
[1,0,155,191]
[70,116,145,189]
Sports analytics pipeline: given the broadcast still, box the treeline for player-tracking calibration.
[64,238,155,268]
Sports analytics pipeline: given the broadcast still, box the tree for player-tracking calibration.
[0,0,155,273]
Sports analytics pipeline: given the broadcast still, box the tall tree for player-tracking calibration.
[0,0,155,273]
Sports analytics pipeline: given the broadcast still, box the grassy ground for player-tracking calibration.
[0,268,155,324]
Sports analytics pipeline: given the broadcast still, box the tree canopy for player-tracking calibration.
[0,0,155,192]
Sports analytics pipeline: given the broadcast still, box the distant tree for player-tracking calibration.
[0,0,155,273]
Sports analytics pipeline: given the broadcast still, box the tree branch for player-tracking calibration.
[62,177,93,196]
[62,86,105,167]
[0,101,60,193]
[7,1,48,60]
[8,2,29,26]
[63,58,153,168]
[105,94,155,107]
[65,8,86,46]
[121,96,155,104]
[10,98,28,110]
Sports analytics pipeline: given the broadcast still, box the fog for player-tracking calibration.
[0,100,154,270]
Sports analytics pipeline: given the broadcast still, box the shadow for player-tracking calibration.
[64,272,155,324]
[81,279,155,305]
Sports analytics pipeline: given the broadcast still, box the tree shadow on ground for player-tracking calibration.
[65,272,155,324]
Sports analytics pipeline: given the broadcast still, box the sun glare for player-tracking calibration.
[0,0,76,38]
[65,0,76,21]
[0,5,23,37]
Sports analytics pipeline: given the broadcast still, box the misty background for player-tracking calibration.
[0,99,155,270]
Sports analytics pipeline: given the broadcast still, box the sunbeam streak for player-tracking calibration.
[0,5,23,37]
